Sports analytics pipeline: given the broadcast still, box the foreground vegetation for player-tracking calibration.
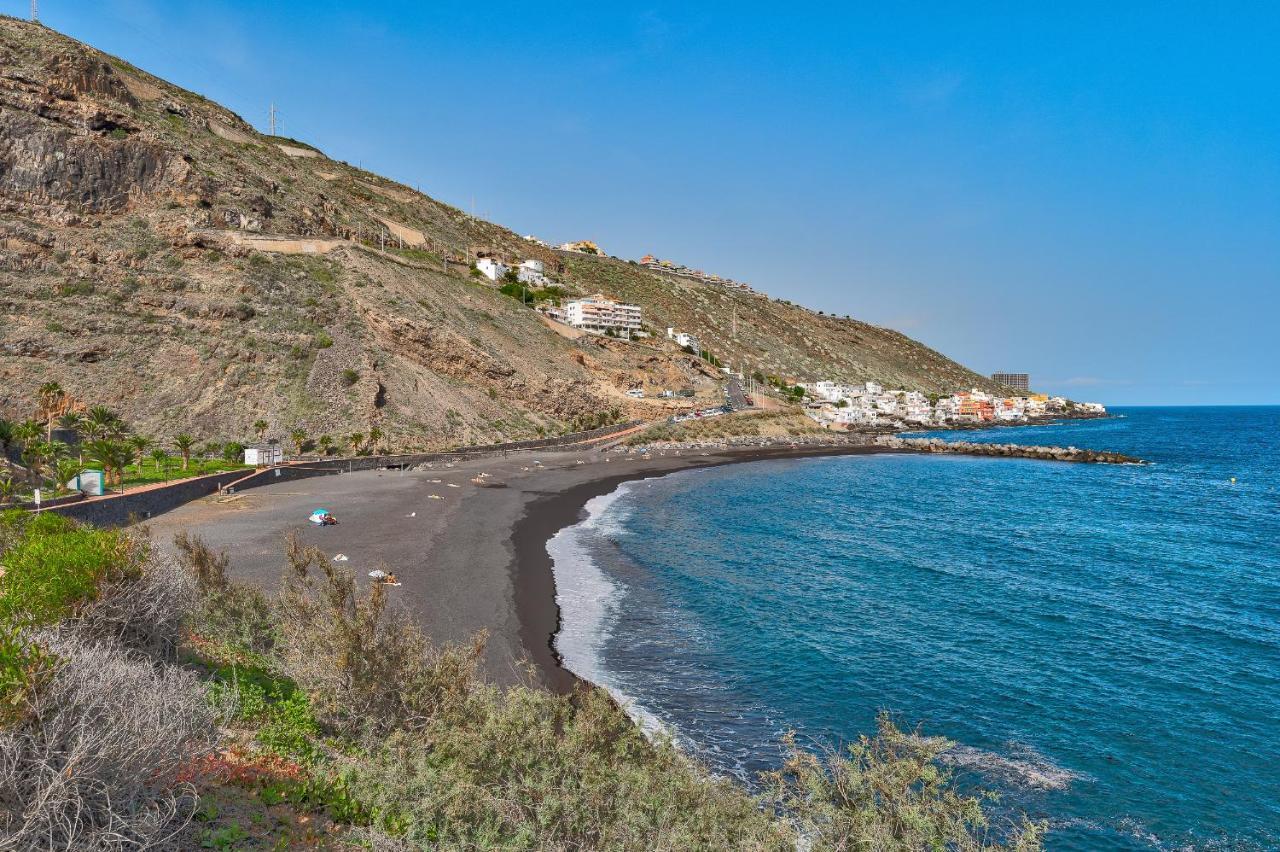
[0,511,1043,849]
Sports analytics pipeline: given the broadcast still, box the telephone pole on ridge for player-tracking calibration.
[269,103,278,137]
[31,1,38,23]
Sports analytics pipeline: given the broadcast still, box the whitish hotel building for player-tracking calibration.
[564,294,643,336]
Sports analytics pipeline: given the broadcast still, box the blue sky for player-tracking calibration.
[26,1,1280,404]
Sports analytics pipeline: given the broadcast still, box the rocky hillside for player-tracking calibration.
[0,18,1003,449]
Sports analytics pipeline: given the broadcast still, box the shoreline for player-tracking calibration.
[141,432,1134,696]
[508,443,894,694]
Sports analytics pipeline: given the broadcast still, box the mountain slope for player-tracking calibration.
[0,18,1002,448]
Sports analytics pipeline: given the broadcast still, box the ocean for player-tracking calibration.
[547,407,1280,850]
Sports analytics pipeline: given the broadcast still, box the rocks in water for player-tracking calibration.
[874,435,1144,465]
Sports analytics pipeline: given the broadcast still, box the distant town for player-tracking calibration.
[799,379,1106,428]
[480,247,1106,428]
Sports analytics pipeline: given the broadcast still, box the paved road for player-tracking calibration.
[726,376,749,410]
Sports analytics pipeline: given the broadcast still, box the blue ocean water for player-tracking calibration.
[548,407,1280,850]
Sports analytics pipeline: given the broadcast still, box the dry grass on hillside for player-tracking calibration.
[628,409,829,445]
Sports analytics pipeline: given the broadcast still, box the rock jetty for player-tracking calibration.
[876,436,1144,464]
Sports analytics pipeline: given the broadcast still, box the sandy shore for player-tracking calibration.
[146,441,893,692]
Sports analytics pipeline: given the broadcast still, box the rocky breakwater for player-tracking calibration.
[876,436,1145,465]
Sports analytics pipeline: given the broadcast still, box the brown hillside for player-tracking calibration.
[0,18,1001,448]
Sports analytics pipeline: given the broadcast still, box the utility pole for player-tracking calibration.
[269,102,278,137]
[732,303,737,339]
[30,0,38,22]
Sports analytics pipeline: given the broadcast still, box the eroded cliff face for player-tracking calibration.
[0,46,188,215]
[0,18,1001,448]
[0,110,186,214]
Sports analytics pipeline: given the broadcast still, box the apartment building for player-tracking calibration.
[564,294,643,336]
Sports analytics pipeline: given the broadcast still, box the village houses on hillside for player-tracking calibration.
[799,381,1106,428]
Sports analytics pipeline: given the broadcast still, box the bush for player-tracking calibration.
[159,533,1044,850]
[274,534,483,742]
[72,544,196,661]
[340,369,360,387]
[173,532,275,655]
[313,331,334,349]
[764,715,1044,850]
[0,514,138,628]
[342,685,787,849]
[0,632,216,849]
[56,280,95,297]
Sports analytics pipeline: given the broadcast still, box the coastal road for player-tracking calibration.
[726,376,749,410]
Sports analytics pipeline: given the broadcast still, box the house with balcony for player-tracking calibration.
[564,294,643,337]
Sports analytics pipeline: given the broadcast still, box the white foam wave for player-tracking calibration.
[545,481,672,739]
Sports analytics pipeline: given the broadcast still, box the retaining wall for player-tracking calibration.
[43,420,640,528]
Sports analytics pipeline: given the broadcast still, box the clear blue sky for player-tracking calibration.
[26,1,1280,404]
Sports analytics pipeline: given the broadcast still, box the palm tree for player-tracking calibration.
[85,438,133,492]
[85,406,124,440]
[150,448,170,475]
[253,419,269,441]
[37,381,64,441]
[201,441,223,461]
[318,435,333,456]
[173,433,196,471]
[57,411,85,461]
[20,440,53,487]
[128,435,153,475]
[11,420,41,451]
[346,432,364,455]
[288,428,307,457]
[0,472,16,505]
[367,426,383,452]
[57,411,84,432]
[56,457,84,492]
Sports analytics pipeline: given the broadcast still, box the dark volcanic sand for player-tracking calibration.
[147,443,885,692]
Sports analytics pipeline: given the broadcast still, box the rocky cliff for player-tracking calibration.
[0,18,1004,449]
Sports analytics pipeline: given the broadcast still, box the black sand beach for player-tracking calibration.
[146,442,892,692]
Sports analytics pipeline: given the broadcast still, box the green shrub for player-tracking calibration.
[56,280,95,297]
[340,369,360,387]
[313,331,334,349]
[0,514,140,718]
[0,622,44,724]
[0,515,136,627]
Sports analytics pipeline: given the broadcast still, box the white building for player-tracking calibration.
[244,443,283,466]
[994,397,1026,422]
[564,294,643,336]
[902,391,932,424]
[517,259,550,287]
[667,328,700,352]
[475,258,508,281]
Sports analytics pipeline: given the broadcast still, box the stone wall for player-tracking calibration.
[45,420,640,527]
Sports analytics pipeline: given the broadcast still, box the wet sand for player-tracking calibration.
[146,442,888,692]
